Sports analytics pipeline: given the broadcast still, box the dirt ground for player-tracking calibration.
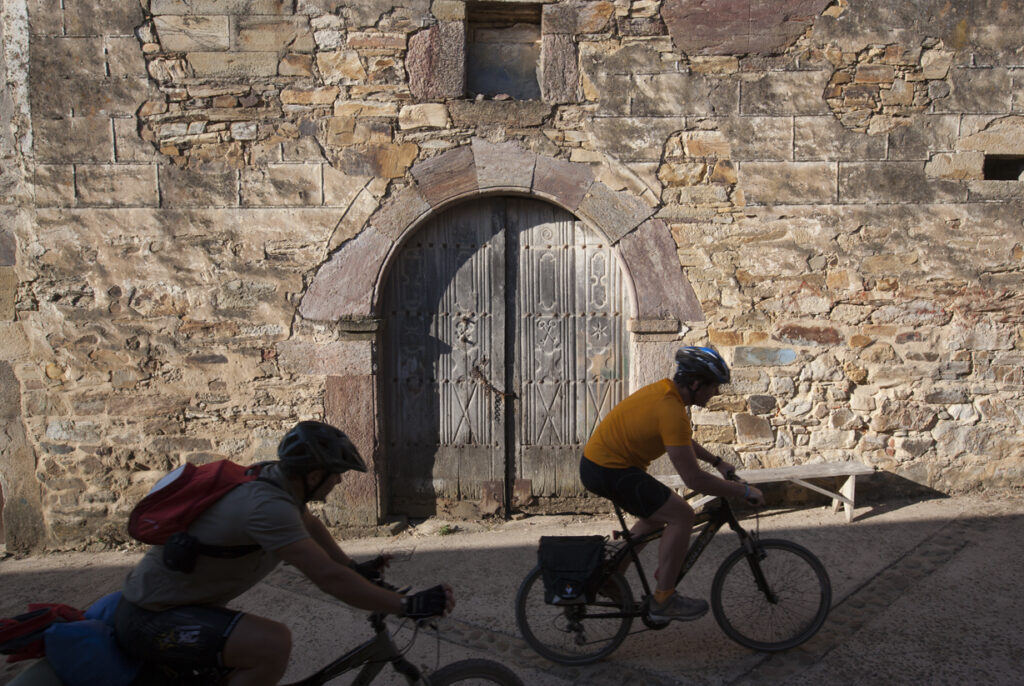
[3,489,1024,685]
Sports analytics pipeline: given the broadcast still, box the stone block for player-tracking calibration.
[408,21,465,100]
[934,67,1013,115]
[64,0,144,33]
[278,340,373,376]
[282,85,340,105]
[472,138,536,192]
[924,151,985,180]
[532,155,594,210]
[839,162,968,204]
[740,161,836,205]
[151,0,292,14]
[187,52,280,78]
[663,0,830,56]
[399,103,451,130]
[237,16,315,53]
[301,226,393,320]
[328,188,378,252]
[447,100,552,128]
[617,218,704,322]
[795,115,887,161]
[735,413,774,443]
[431,0,466,22]
[887,115,959,161]
[280,53,314,76]
[633,73,738,117]
[540,33,578,104]
[0,229,14,267]
[154,15,230,52]
[32,166,75,207]
[411,146,478,206]
[741,70,832,116]
[105,36,148,77]
[76,164,159,206]
[323,167,369,209]
[777,324,842,345]
[31,37,105,79]
[0,267,15,320]
[719,116,793,161]
[957,117,1024,154]
[734,347,798,366]
[577,182,655,243]
[317,50,367,84]
[160,166,239,207]
[370,185,431,241]
[577,2,614,33]
[241,164,322,206]
[325,373,378,524]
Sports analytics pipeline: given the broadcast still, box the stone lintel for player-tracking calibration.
[472,138,536,192]
[617,218,704,322]
[411,146,478,206]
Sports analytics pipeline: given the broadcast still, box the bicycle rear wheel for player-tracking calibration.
[711,538,831,652]
[428,658,524,685]
[514,565,633,665]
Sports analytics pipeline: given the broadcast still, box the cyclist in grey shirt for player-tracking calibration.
[116,421,454,685]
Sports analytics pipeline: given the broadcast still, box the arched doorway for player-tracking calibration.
[380,196,630,516]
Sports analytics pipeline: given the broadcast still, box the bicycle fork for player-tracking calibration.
[740,534,779,605]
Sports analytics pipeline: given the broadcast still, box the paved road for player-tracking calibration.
[2,491,1022,685]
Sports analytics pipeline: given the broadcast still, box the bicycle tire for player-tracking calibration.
[514,564,634,665]
[711,538,831,652]
[427,658,524,686]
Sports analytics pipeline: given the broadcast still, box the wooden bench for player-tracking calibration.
[655,461,876,523]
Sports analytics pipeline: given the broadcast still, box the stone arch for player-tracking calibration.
[300,139,703,327]
[297,140,704,521]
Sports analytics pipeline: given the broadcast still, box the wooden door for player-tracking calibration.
[381,197,627,516]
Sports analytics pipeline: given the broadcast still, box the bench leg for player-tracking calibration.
[839,475,856,523]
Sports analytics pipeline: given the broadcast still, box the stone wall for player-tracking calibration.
[0,0,1021,550]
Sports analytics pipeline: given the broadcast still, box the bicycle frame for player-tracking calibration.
[606,498,755,610]
[283,612,424,686]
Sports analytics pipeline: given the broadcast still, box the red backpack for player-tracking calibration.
[128,460,279,572]
[0,604,84,663]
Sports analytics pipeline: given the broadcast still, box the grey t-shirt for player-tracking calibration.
[122,464,310,610]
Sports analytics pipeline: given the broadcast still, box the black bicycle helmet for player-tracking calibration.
[673,346,731,386]
[277,421,367,476]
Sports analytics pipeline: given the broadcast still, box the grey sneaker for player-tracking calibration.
[648,593,709,622]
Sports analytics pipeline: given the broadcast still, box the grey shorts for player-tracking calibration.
[579,456,674,519]
[114,597,243,669]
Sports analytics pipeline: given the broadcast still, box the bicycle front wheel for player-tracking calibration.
[514,565,633,665]
[711,538,831,652]
[428,658,524,685]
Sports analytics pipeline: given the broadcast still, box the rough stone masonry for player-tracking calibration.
[0,0,1021,550]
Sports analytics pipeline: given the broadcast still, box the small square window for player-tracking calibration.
[982,155,1024,181]
[466,2,542,101]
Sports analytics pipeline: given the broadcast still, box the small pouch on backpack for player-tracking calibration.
[162,531,199,573]
[537,536,605,605]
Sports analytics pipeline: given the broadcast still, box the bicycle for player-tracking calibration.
[11,569,524,686]
[514,483,832,665]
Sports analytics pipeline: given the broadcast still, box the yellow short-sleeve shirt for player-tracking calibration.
[583,379,692,470]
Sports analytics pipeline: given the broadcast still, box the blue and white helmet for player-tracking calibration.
[673,346,731,385]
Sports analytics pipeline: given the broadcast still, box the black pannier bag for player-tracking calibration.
[537,535,605,605]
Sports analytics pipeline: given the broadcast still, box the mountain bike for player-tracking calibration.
[514,486,832,665]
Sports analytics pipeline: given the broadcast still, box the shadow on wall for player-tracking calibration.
[756,471,947,511]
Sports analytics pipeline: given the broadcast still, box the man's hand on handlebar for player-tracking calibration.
[714,458,737,480]
[400,584,456,620]
[725,471,765,506]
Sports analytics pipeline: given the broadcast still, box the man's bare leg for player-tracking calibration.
[223,614,292,686]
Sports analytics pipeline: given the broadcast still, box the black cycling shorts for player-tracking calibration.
[114,597,243,669]
[579,456,674,519]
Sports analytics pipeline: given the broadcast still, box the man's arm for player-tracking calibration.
[300,507,352,566]
[666,444,762,503]
[275,536,403,614]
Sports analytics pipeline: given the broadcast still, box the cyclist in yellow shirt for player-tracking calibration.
[580,346,765,622]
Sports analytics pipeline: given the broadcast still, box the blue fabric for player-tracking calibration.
[43,593,139,686]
